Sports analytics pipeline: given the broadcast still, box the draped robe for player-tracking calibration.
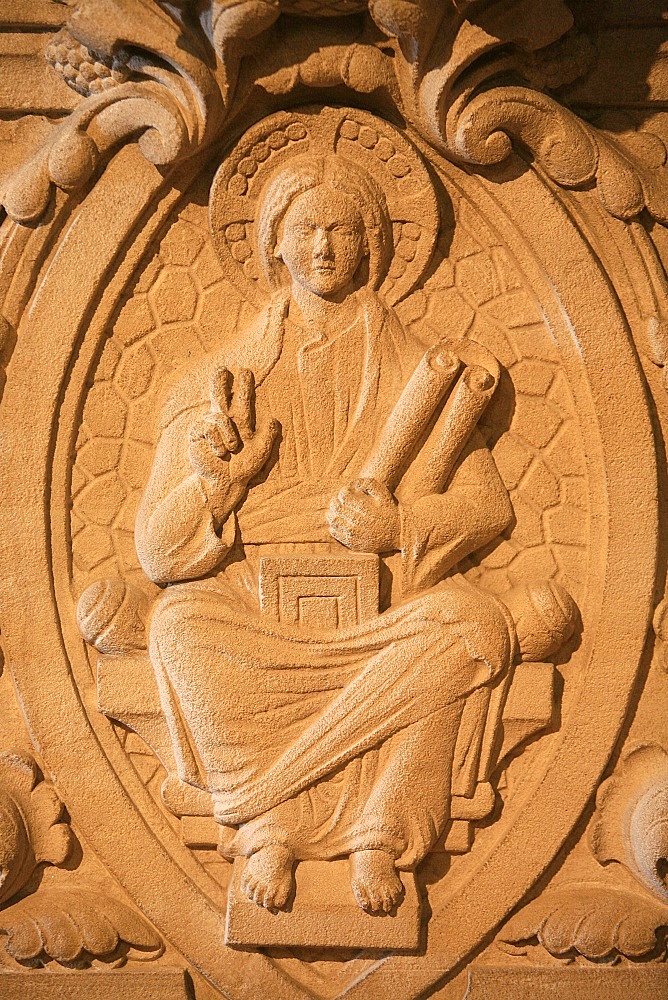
[137,289,515,867]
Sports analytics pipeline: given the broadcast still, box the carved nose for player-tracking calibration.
[314,229,333,259]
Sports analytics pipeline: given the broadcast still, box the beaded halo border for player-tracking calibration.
[209,105,441,307]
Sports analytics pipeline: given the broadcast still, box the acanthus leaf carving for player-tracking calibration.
[445,87,668,224]
[4,0,665,228]
[0,887,164,968]
[0,751,73,910]
[370,0,668,224]
[499,882,668,963]
[590,743,668,904]
[5,0,227,223]
[497,752,668,967]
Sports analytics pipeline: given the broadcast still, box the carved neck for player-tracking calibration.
[288,281,361,335]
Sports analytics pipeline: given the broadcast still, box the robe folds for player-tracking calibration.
[137,289,515,866]
[149,575,516,866]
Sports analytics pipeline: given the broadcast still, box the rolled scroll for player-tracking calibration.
[359,345,461,491]
[401,363,497,500]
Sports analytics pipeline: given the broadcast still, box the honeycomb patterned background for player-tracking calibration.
[396,180,589,605]
[70,173,588,618]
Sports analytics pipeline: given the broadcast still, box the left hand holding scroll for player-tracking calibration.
[327,479,401,554]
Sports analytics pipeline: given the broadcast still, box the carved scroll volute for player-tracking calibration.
[367,0,578,163]
[368,0,668,225]
[4,0,296,224]
[591,744,668,903]
[446,88,668,224]
[0,751,72,909]
[3,0,666,228]
[4,0,229,224]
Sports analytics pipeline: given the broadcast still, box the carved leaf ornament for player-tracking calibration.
[500,745,668,968]
[1,0,666,224]
[0,0,665,997]
[500,883,668,963]
[591,744,668,904]
[0,751,162,970]
[6,0,227,223]
[0,888,164,968]
[0,752,72,909]
[448,88,668,223]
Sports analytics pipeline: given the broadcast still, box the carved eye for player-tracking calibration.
[332,224,355,237]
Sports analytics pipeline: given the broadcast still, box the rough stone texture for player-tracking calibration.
[0,2,667,998]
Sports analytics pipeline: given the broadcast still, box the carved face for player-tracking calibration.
[277,186,366,297]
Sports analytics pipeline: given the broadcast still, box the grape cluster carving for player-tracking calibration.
[45,28,129,98]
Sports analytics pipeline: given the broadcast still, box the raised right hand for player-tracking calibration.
[189,367,279,522]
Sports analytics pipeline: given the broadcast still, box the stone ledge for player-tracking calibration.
[463,966,668,999]
[226,857,422,951]
[0,969,190,1000]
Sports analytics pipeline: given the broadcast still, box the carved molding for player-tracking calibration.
[3,0,666,226]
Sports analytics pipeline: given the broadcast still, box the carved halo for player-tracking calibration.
[209,106,440,308]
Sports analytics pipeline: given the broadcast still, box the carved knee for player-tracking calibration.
[77,577,149,655]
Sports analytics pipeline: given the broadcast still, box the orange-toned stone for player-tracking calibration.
[0,3,666,998]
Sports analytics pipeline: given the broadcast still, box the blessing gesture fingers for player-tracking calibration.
[189,367,279,510]
[327,478,401,554]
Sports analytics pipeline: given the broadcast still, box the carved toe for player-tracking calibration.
[242,846,294,911]
[349,850,404,915]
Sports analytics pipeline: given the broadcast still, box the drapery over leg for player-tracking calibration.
[213,625,490,825]
[149,580,512,827]
[345,705,464,868]
[226,706,462,867]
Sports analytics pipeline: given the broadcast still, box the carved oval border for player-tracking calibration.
[343,153,660,995]
[0,131,658,998]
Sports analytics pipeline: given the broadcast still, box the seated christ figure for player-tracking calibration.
[135,153,577,913]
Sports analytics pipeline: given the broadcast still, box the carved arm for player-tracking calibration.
[135,406,235,585]
[399,429,513,594]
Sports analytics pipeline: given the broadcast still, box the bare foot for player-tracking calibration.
[349,850,404,914]
[241,845,295,911]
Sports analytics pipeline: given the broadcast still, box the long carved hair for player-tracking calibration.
[256,154,394,292]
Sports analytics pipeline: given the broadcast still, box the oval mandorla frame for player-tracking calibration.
[0,104,659,998]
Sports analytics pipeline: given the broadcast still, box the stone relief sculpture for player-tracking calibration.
[0,1,667,998]
[75,108,578,925]
[135,114,576,912]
